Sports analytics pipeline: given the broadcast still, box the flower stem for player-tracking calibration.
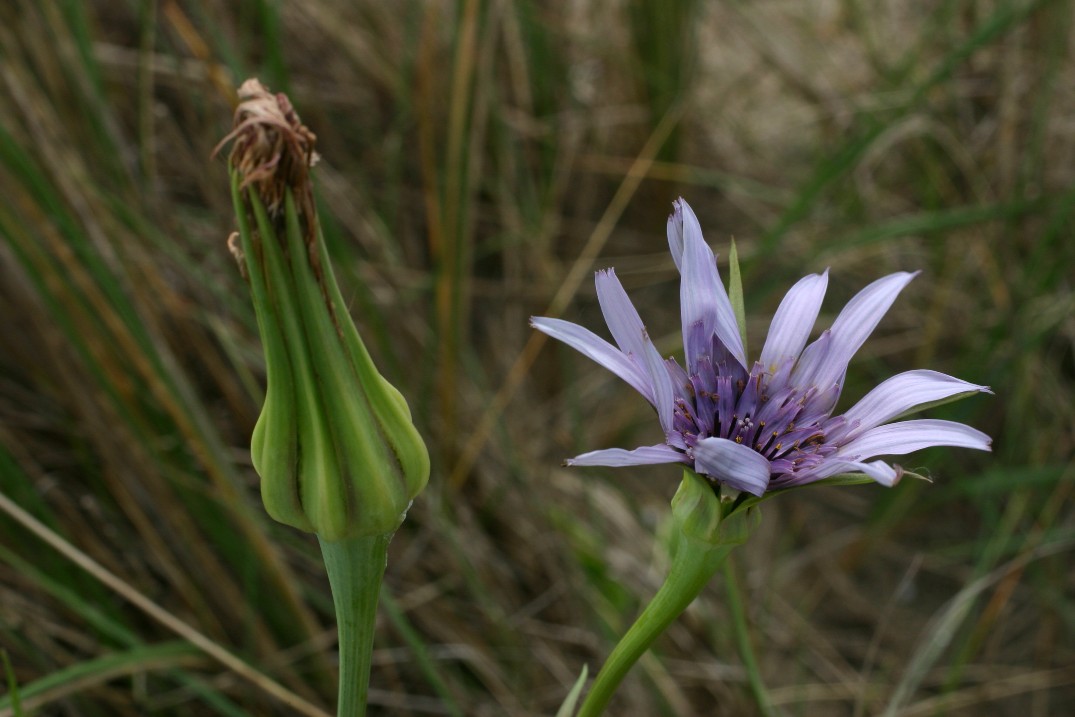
[577,537,736,717]
[318,533,393,717]
[722,557,775,717]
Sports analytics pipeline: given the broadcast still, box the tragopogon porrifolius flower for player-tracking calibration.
[219,79,429,717]
[532,199,992,497]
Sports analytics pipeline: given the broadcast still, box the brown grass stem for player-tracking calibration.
[0,490,331,717]
[448,101,685,488]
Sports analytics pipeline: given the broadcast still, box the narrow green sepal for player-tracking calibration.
[233,172,313,532]
[891,389,989,421]
[727,238,748,357]
[734,471,884,516]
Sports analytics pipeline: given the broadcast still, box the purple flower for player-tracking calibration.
[531,199,991,497]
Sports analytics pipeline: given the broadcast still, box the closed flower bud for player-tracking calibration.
[219,79,429,540]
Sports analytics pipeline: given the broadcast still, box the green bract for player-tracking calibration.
[671,469,760,548]
[233,181,428,540]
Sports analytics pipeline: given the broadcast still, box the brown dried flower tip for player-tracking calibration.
[215,78,319,217]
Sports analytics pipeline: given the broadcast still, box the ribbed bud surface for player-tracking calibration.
[221,79,429,540]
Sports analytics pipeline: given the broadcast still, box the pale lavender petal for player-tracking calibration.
[595,269,647,358]
[594,269,671,412]
[693,436,772,496]
[790,329,833,389]
[838,419,992,461]
[759,270,829,373]
[789,459,901,487]
[807,272,918,391]
[665,357,692,404]
[530,317,654,403]
[675,199,746,368]
[667,209,684,273]
[566,444,688,467]
[761,355,795,396]
[834,370,992,442]
[640,325,675,433]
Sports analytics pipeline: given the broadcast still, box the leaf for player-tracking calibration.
[1,649,25,717]
[0,642,202,715]
[555,664,589,717]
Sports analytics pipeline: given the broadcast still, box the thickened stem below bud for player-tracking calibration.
[220,78,430,716]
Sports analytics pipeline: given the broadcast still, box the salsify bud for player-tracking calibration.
[670,469,760,548]
[218,79,429,540]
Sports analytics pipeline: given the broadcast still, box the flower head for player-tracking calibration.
[532,199,991,497]
[220,79,428,540]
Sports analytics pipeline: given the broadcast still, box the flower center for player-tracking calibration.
[670,358,842,476]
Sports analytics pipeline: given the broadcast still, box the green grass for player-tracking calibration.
[0,0,1072,715]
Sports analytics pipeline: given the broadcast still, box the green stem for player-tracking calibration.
[319,533,393,717]
[722,557,774,717]
[577,537,735,717]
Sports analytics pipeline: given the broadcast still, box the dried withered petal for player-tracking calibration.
[214,79,319,223]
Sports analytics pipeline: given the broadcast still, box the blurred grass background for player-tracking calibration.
[0,0,1073,715]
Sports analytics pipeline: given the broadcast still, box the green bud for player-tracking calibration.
[221,79,429,540]
[671,469,760,548]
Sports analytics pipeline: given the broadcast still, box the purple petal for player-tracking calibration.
[531,317,654,403]
[834,370,992,442]
[674,199,746,368]
[566,444,688,467]
[759,270,829,373]
[693,436,772,496]
[804,272,918,391]
[837,419,992,461]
